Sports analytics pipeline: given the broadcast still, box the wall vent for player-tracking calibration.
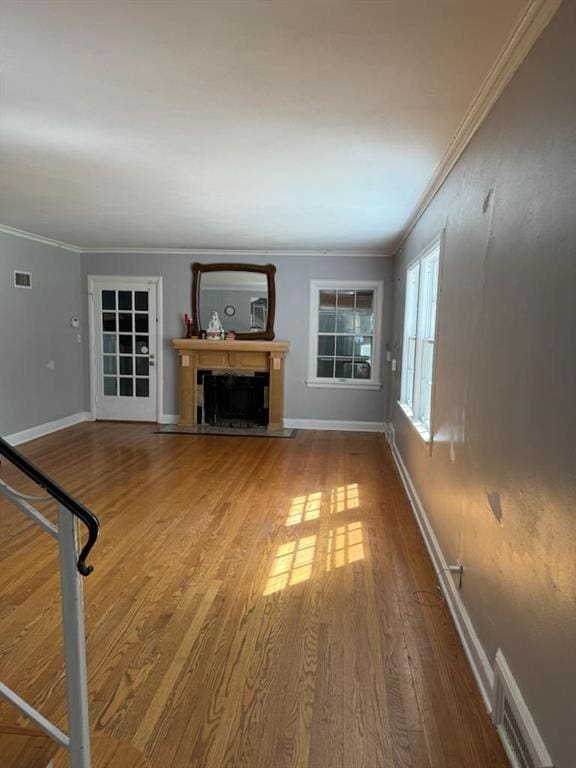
[14,270,32,288]
[493,650,554,768]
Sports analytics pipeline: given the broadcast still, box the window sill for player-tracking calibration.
[397,401,432,445]
[306,379,382,391]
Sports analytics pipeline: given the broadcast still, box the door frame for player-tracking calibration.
[87,275,164,422]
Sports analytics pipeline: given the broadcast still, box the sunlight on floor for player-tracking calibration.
[285,483,360,526]
[263,535,317,595]
[285,492,322,526]
[330,483,359,513]
[266,484,365,595]
[326,522,365,571]
[264,524,366,594]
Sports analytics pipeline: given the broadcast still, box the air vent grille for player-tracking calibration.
[501,698,537,768]
[14,270,32,288]
[493,650,554,768]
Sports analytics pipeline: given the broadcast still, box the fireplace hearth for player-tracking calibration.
[203,373,267,428]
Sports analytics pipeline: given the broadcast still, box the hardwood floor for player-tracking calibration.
[0,725,58,768]
[0,423,508,767]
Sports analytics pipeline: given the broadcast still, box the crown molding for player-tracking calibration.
[79,247,392,258]
[395,0,563,252]
[0,224,82,253]
[0,224,390,258]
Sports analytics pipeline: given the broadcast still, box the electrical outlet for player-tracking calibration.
[447,561,464,589]
[456,560,463,589]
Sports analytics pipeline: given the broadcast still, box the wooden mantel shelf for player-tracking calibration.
[172,338,289,353]
[172,338,290,430]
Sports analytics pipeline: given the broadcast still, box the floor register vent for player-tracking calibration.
[493,650,554,768]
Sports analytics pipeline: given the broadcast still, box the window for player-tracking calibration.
[399,236,442,441]
[307,280,383,390]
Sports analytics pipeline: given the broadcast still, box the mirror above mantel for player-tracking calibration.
[191,263,276,340]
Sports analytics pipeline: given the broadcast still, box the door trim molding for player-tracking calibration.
[87,276,163,422]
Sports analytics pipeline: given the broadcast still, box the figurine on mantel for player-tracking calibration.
[206,310,225,340]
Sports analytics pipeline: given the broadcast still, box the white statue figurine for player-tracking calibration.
[207,310,224,338]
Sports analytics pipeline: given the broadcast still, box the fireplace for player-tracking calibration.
[172,339,289,430]
[202,373,267,428]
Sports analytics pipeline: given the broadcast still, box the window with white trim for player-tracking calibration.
[307,280,383,390]
[399,238,441,439]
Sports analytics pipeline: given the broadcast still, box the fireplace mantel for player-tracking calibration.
[172,338,289,430]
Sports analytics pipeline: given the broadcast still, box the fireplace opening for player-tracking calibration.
[202,373,267,428]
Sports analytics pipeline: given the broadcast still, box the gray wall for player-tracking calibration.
[390,4,576,765]
[0,231,84,436]
[81,253,392,421]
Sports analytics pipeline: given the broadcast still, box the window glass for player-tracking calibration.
[102,313,116,332]
[135,291,148,311]
[103,376,117,396]
[401,262,420,408]
[118,291,132,310]
[103,356,117,375]
[317,357,335,378]
[400,242,441,437]
[319,290,337,310]
[313,286,379,384]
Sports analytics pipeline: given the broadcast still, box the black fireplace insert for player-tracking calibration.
[202,373,267,427]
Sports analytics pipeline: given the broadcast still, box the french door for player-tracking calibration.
[90,277,160,421]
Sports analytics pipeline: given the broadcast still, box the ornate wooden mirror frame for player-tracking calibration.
[191,262,276,340]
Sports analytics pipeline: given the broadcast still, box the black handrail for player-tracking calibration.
[0,437,100,576]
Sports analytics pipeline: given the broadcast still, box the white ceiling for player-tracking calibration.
[0,0,528,252]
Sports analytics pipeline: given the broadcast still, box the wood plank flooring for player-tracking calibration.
[0,423,509,767]
[0,725,59,768]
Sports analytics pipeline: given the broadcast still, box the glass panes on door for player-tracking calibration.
[317,289,374,380]
[101,289,150,397]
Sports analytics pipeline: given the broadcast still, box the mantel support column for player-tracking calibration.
[178,352,197,426]
[268,352,285,430]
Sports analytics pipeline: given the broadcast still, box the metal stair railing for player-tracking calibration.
[0,436,99,768]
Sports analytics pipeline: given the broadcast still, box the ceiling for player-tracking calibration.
[0,0,528,252]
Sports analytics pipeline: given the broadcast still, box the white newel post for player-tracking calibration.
[57,504,92,768]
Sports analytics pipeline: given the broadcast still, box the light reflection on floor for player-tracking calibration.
[330,483,359,513]
[285,492,322,526]
[326,521,365,571]
[264,483,365,595]
[263,535,317,595]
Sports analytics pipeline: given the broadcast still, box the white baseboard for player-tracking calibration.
[3,412,91,447]
[159,413,180,424]
[284,418,386,432]
[386,422,495,712]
